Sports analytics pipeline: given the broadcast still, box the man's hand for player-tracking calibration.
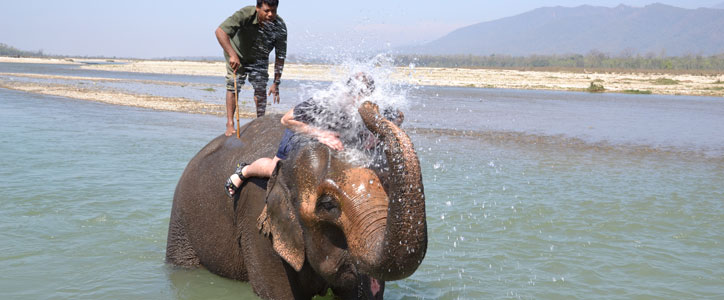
[229,55,241,72]
[315,130,344,151]
[268,83,280,104]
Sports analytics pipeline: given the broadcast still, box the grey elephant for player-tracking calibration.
[165,102,427,299]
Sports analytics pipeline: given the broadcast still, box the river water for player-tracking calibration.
[1,62,722,299]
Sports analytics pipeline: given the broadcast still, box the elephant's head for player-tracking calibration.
[257,101,427,296]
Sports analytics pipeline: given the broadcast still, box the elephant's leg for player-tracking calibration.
[240,212,297,298]
[166,215,200,267]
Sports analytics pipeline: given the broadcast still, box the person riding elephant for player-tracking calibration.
[166,76,426,299]
[225,72,400,198]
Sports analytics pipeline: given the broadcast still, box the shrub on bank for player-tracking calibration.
[623,89,652,94]
[587,81,605,93]
[652,78,680,85]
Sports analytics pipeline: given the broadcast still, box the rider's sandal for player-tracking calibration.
[225,162,249,198]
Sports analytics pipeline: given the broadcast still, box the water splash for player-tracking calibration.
[294,54,411,167]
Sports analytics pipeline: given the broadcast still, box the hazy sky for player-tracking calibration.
[1,0,722,58]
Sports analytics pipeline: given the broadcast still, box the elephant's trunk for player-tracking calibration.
[356,101,427,281]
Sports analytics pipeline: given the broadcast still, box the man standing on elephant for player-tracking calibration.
[216,0,287,136]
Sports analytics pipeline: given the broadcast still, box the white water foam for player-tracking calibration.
[294,54,412,167]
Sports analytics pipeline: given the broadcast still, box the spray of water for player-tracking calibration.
[293,53,411,167]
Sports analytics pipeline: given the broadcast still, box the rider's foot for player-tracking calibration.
[225,163,248,198]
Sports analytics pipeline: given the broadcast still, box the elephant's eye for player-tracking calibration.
[316,194,339,215]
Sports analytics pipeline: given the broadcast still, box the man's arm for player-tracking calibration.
[215,27,240,71]
[273,57,284,84]
[280,109,343,151]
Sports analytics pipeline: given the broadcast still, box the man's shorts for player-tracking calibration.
[275,129,297,160]
[225,60,269,93]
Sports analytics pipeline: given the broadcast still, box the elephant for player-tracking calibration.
[165,101,427,299]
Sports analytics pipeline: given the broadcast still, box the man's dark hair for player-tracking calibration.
[257,0,279,7]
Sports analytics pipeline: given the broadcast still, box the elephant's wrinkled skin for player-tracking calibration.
[166,102,427,299]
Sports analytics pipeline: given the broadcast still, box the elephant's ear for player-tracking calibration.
[257,161,305,272]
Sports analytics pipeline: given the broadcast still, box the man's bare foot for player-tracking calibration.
[225,124,236,136]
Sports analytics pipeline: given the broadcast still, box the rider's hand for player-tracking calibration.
[316,130,343,151]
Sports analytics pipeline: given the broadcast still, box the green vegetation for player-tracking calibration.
[651,78,680,85]
[587,81,605,93]
[0,43,44,57]
[4,41,723,74]
[201,87,216,92]
[713,79,724,84]
[1,43,123,60]
[622,89,652,94]
[393,52,724,72]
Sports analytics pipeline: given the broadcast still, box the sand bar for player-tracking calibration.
[2,56,723,98]
[73,59,724,97]
[0,78,260,118]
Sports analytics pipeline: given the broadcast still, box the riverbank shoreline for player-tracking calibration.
[2,56,723,98]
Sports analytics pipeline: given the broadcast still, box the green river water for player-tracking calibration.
[1,63,723,299]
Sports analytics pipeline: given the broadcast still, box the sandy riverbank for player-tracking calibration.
[0,79,245,117]
[2,56,723,98]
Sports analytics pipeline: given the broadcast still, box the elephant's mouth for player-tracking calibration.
[369,277,381,297]
[336,261,358,283]
[333,262,382,299]
[335,261,382,298]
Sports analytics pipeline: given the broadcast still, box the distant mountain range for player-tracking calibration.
[406,3,724,56]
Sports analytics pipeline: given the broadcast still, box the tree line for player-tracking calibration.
[0,43,44,57]
[4,41,724,72]
[392,52,724,72]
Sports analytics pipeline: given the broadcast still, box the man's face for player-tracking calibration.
[256,3,277,24]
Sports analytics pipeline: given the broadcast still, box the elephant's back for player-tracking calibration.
[197,114,285,161]
[168,114,286,274]
[181,113,286,198]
